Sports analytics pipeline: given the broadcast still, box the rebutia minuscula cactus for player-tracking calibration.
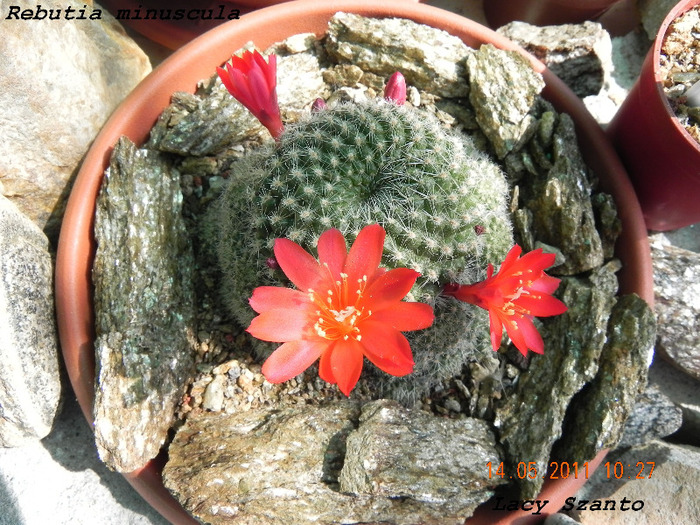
[215,55,515,402]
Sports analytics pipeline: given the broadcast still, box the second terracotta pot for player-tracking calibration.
[484,0,623,28]
[607,0,700,231]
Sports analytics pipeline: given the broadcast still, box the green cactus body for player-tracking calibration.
[217,98,513,402]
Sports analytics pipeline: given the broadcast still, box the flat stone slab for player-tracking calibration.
[163,401,505,525]
[92,137,197,472]
[0,195,61,446]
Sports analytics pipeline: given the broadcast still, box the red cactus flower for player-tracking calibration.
[384,71,407,105]
[247,224,434,396]
[216,50,284,139]
[444,245,567,357]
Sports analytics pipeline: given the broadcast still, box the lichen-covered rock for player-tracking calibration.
[517,112,605,274]
[617,384,683,448]
[93,137,197,472]
[494,263,618,499]
[0,195,61,446]
[498,21,612,98]
[326,12,472,98]
[164,403,362,525]
[163,401,502,525]
[553,294,656,463]
[648,357,700,447]
[591,192,622,260]
[572,440,700,525]
[651,236,700,380]
[466,44,545,159]
[339,400,506,515]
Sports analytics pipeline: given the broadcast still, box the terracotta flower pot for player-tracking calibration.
[607,0,700,232]
[54,1,654,523]
[100,0,257,50]
[483,0,624,29]
[102,0,420,50]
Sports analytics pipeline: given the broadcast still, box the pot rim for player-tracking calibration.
[54,1,654,524]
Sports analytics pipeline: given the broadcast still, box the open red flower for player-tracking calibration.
[247,224,434,396]
[216,50,284,139]
[444,245,567,357]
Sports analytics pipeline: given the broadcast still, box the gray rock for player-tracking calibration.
[494,264,618,499]
[163,401,503,524]
[519,113,605,275]
[498,21,612,98]
[553,294,656,461]
[649,357,700,447]
[326,12,473,98]
[662,223,700,252]
[0,195,61,446]
[201,375,226,412]
[572,440,700,524]
[617,383,683,448]
[544,514,583,525]
[591,192,622,260]
[466,44,545,159]
[650,235,700,380]
[339,400,505,515]
[0,0,150,242]
[639,0,679,40]
[92,137,197,472]
[583,30,651,126]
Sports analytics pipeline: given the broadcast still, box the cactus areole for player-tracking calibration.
[215,50,566,397]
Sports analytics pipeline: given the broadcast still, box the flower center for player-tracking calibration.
[330,306,357,323]
[309,271,371,342]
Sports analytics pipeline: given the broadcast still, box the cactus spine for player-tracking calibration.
[217,97,513,402]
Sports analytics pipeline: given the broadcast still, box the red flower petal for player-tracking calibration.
[255,51,276,88]
[274,237,321,292]
[516,248,557,274]
[330,339,365,396]
[262,339,327,383]
[497,244,523,273]
[249,286,311,313]
[488,310,504,352]
[529,273,562,295]
[364,267,421,311]
[344,224,385,283]
[246,309,312,342]
[516,293,568,317]
[370,302,434,331]
[360,321,414,377]
[318,347,335,384]
[504,315,544,356]
[247,224,435,394]
[216,65,236,95]
[217,50,283,139]
[317,228,347,281]
[502,316,527,356]
[446,244,566,356]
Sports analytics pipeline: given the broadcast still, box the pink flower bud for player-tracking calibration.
[216,50,284,140]
[384,71,407,105]
[311,98,327,112]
